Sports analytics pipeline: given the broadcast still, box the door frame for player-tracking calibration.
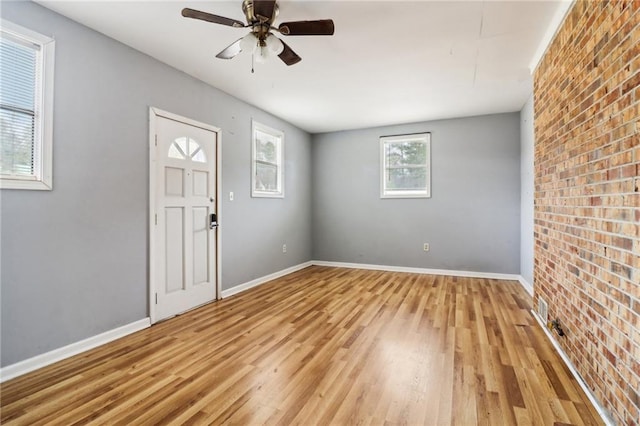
[148,107,222,324]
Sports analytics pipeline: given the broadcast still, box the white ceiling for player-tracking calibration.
[36,0,565,133]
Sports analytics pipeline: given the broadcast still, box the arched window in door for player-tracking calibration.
[168,137,206,163]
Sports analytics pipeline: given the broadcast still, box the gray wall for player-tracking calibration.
[311,113,521,273]
[520,95,535,287]
[0,1,312,367]
[1,1,527,370]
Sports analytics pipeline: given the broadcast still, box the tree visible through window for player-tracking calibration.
[380,133,431,198]
[252,121,283,198]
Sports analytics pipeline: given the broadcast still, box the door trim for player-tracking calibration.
[148,107,222,324]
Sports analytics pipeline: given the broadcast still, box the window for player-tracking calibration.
[251,120,284,198]
[380,133,431,198]
[168,137,207,163]
[0,20,55,190]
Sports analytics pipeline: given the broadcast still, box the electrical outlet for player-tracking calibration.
[229,192,234,201]
[423,243,430,252]
[282,244,287,253]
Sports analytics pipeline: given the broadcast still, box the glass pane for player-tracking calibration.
[175,137,187,156]
[255,131,278,163]
[386,167,427,190]
[255,162,278,191]
[0,108,34,176]
[168,143,185,159]
[0,33,38,178]
[0,34,37,111]
[191,149,206,163]
[386,141,427,166]
[187,138,199,156]
[187,139,206,162]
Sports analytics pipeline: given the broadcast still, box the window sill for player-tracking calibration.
[381,192,430,199]
[0,178,52,190]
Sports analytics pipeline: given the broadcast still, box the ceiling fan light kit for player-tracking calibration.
[182,0,334,69]
[240,32,284,64]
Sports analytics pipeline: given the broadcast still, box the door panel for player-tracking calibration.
[165,207,185,294]
[192,207,209,285]
[153,114,218,321]
[165,167,184,196]
[193,171,208,197]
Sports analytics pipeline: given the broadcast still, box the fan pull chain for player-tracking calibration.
[251,52,255,74]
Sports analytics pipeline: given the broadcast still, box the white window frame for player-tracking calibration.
[251,120,284,198]
[0,20,55,190]
[380,133,431,199]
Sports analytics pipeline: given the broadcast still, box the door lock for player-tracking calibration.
[209,213,218,229]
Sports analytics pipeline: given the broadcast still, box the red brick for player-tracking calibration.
[533,1,640,424]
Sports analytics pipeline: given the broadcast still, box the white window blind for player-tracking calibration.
[0,20,54,190]
[0,33,38,177]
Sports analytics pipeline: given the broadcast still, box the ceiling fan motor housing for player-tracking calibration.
[182,1,334,66]
[242,0,279,24]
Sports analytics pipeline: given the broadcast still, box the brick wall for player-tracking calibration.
[533,1,639,424]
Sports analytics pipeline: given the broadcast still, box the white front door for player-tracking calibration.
[150,109,220,322]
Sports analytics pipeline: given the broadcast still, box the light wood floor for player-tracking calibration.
[1,266,602,425]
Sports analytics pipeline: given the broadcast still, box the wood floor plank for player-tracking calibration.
[1,266,604,425]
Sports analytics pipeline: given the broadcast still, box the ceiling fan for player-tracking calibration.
[182,0,335,66]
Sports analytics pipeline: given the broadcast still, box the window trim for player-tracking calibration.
[0,20,55,190]
[380,133,431,199]
[251,120,284,198]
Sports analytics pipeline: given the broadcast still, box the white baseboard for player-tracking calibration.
[222,261,532,300]
[221,261,313,298]
[518,276,534,296]
[531,310,614,426]
[313,262,536,296]
[0,318,151,383]
[311,260,522,282]
[0,263,531,383]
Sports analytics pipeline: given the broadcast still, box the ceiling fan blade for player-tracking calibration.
[182,8,245,28]
[215,38,243,60]
[278,40,302,66]
[253,0,277,22]
[278,20,335,36]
